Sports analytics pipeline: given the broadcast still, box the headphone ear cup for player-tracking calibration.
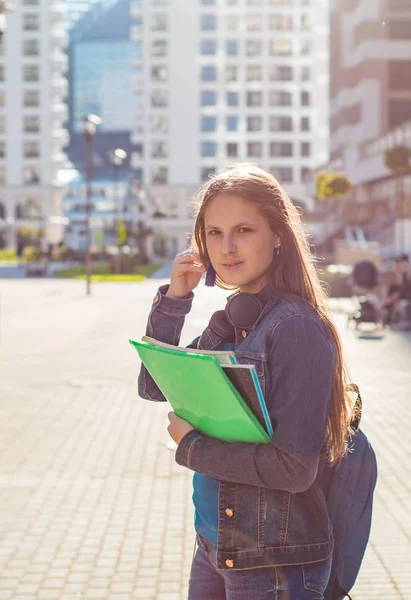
[208,310,236,342]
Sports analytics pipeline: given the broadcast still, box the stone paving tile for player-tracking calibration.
[0,282,410,599]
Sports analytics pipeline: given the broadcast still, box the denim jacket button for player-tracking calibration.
[225,559,234,568]
[241,330,247,338]
[225,508,234,517]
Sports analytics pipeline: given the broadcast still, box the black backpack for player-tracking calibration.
[319,385,378,600]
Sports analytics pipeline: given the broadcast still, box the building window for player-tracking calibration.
[151,140,168,158]
[201,167,216,181]
[151,65,168,82]
[16,198,42,219]
[152,14,168,31]
[301,14,311,30]
[226,115,238,131]
[23,90,40,107]
[301,142,311,157]
[23,0,40,4]
[201,116,217,132]
[0,142,5,159]
[389,20,411,39]
[246,91,262,107]
[227,91,239,106]
[301,116,310,131]
[151,166,168,184]
[269,65,293,81]
[270,116,293,132]
[23,40,39,56]
[200,39,217,55]
[246,40,262,56]
[247,65,262,81]
[201,14,217,30]
[201,0,215,4]
[301,167,311,182]
[269,0,291,4]
[301,91,311,106]
[270,142,293,157]
[24,116,40,133]
[0,168,5,184]
[23,65,40,82]
[152,40,168,57]
[23,167,41,184]
[201,90,217,106]
[0,65,4,82]
[301,40,311,55]
[23,14,40,31]
[151,89,168,107]
[227,143,238,157]
[247,0,262,4]
[201,141,217,157]
[269,90,292,106]
[247,116,262,132]
[269,15,293,30]
[271,166,293,183]
[246,15,262,30]
[269,40,292,56]
[201,65,217,81]
[133,143,144,159]
[389,61,411,91]
[247,142,262,157]
[0,116,4,133]
[301,66,311,81]
[0,92,4,108]
[152,0,168,4]
[225,15,239,30]
[389,99,411,128]
[226,40,238,55]
[24,141,40,158]
[225,66,238,82]
[150,115,169,133]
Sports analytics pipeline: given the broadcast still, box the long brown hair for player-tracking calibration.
[191,164,356,464]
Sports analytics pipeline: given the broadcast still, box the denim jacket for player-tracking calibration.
[138,284,336,570]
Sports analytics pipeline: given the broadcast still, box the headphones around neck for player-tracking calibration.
[208,287,272,342]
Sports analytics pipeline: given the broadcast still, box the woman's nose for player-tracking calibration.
[221,235,236,254]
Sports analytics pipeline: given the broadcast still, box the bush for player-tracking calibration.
[22,246,40,263]
[0,248,17,261]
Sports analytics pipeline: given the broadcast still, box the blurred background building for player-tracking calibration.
[328,0,411,257]
[0,0,69,252]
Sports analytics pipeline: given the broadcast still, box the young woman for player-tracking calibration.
[138,164,355,600]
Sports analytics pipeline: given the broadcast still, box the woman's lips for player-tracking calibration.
[221,261,243,271]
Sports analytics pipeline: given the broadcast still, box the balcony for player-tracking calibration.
[51,3,67,23]
[130,1,143,21]
[51,77,68,96]
[51,102,68,121]
[131,24,143,43]
[51,28,68,48]
[52,128,70,147]
[51,52,68,72]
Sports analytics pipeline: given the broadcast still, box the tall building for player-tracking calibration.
[130,0,329,194]
[63,0,115,29]
[0,0,69,251]
[67,0,132,178]
[330,0,411,169]
[329,0,411,256]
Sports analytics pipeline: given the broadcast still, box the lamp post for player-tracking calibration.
[108,148,128,257]
[83,113,101,295]
[0,1,15,40]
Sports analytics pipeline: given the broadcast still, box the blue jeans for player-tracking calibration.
[188,535,332,600]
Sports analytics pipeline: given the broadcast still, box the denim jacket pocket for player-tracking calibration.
[234,350,266,399]
[302,553,332,596]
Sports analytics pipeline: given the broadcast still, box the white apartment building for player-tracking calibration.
[130,0,329,196]
[0,0,69,251]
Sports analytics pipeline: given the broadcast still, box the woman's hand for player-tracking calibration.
[167,250,206,299]
[167,412,195,445]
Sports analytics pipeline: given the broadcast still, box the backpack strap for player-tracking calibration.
[345,383,362,433]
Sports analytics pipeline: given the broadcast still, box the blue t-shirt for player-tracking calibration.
[192,343,235,544]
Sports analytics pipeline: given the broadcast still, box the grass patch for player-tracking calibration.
[54,263,161,281]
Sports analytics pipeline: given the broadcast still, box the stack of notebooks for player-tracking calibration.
[129,336,272,444]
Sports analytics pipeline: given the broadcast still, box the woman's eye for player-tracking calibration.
[239,227,252,233]
[207,230,220,236]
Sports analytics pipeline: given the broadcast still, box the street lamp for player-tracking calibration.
[0,1,16,40]
[108,148,128,259]
[83,113,101,295]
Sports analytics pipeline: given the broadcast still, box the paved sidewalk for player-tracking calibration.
[0,280,410,599]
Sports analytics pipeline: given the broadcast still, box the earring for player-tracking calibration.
[275,244,281,257]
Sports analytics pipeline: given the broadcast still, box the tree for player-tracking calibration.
[116,219,127,248]
[315,172,352,201]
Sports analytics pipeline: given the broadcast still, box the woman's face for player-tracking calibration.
[204,193,279,293]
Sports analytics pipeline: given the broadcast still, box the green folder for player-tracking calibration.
[130,339,270,444]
